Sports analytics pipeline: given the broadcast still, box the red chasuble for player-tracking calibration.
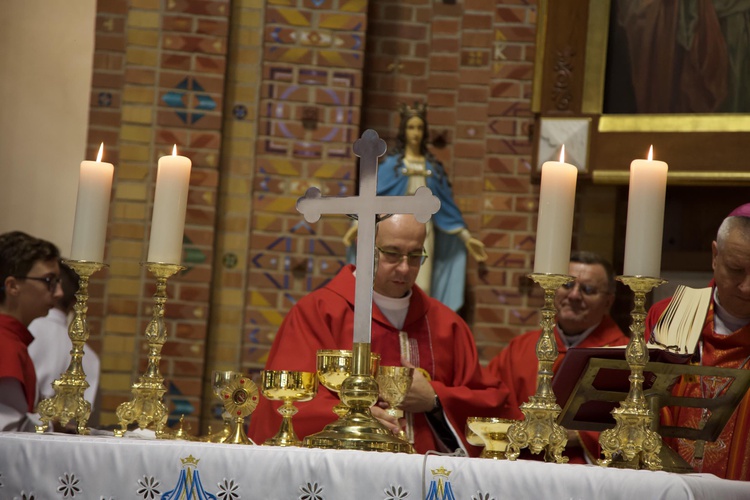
[647,293,750,480]
[486,316,629,463]
[0,314,37,411]
[248,265,515,455]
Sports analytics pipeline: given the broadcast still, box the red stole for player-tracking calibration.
[0,314,37,411]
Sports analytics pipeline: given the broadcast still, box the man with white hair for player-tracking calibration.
[646,203,750,480]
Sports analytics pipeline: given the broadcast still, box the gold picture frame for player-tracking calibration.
[532,0,750,185]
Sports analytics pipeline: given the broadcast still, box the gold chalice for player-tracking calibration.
[260,370,318,447]
[316,349,380,417]
[467,417,516,459]
[376,366,414,419]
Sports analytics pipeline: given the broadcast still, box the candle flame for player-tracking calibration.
[96,143,104,162]
[559,144,565,163]
[648,145,654,161]
[172,144,178,156]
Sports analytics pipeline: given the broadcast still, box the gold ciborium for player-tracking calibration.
[315,349,380,417]
[35,259,106,434]
[260,370,318,446]
[376,366,414,419]
[598,276,665,470]
[467,417,515,459]
[218,372,259,445]
[304,346,413,453]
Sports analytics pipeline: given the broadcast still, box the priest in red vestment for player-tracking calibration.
[0,231,62,431]
[248,214,516,456]
[487,251,629,463]
[646,204,750,480]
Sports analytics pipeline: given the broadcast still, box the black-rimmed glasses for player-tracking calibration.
[16,275,62,292]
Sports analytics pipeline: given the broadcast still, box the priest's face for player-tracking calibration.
[712,226,750,318]
[554,262,614,336]
[373,214,427,298]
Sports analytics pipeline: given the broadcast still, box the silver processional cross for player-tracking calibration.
[296,129,440,344]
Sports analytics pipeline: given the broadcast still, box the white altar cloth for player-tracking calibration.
[1,432,749,499]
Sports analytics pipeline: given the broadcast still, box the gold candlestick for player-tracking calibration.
[35,260,106,434]
[114,262,184,437]
[506,273,573,463]
[598,275,665,470]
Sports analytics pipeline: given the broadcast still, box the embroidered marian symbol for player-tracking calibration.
[161,455,218,499]
[425,466,456,500]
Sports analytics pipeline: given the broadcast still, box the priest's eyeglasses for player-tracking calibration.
[560,281,600,296]
[376,247,428,266]
[16,275,62,292]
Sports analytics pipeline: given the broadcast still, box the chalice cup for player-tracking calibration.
[260,370,317,446]
[376,366,414,419]
[467,417,516,459]
[316,349,380,417]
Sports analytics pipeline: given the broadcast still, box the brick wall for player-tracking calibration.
[90,0,231,430]
[87,0,545,433]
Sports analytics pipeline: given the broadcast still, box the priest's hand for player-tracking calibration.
[371,405,402,435]
[398,362,437,413]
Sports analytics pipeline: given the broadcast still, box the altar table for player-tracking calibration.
[1,432,748,499]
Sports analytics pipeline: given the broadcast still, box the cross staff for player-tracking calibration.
[296,129,440,344]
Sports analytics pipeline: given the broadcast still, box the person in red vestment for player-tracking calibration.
[248,214,515,455]
[486,251,629,463]
[0,231,62,431]
[646,204,750,480]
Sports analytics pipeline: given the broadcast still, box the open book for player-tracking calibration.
[649,285,712,355]
[552,285,713,424]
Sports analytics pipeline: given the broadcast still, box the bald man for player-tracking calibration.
[249,214,515,455]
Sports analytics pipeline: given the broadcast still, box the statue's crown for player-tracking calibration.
[398,101,427,121]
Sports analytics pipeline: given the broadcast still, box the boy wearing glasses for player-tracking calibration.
[487,250,629,463]
[250,214,515,455]
[0,231,62,431]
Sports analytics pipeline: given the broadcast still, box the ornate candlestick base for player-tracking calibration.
[304,343,413,453]
[36,260,106,434]
[507,273,573,463]
[114,262,184,437]
[598,276,665,470]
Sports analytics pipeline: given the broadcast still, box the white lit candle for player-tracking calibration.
[623,146,668,277]
[534,145,578,274]
[147,145,191,264]
[70,143,114,262]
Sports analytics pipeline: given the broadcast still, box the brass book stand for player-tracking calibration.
[555,354,750,472]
